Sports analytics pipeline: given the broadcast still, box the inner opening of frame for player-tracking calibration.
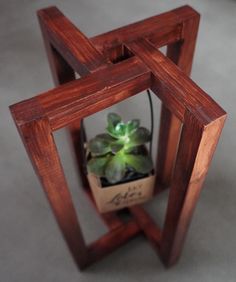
[107,44,167,64]
[109,44,135,64]
[53,89,172,242]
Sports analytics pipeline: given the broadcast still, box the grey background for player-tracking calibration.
[1,0,235,281]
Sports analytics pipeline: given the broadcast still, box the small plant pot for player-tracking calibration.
[87,172,155,213]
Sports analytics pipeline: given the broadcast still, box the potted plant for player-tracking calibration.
[86,112,155,213]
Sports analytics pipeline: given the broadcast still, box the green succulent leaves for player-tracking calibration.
[125,154,153,174]
[105,154,126,183]
[87,113,153,184]
[128,127,151,147]
[87,156,110,177]
[108,113,121,128]
[88,138,111,156]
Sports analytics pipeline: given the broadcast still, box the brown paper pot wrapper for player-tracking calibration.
[87,173,155,213]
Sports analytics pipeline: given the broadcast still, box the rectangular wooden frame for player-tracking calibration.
[10,5,226,269]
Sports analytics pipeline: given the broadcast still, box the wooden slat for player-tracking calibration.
[126,38,226,124]
[10,6,227,270]
[87,220,140,266]
[129,206,162,251]
[9,111,88,270]
[160,111,226,266]
[37,4,200,192]
[38,7,123,230]
[46,58,149,130]
[125,38,227,266]
[85,188,125,230]
[38,6,109,76]
[38,6,200,71]
[156,11,200,189]
[156,105,182,187]
[90,5,198,53]
[11,56,150,130]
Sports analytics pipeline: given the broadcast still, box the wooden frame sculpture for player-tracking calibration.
[10,5,226,270]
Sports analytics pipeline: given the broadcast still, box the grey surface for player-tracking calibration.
[0,0,236,281]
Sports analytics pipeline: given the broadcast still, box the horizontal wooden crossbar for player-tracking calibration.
[10,42,225,131]
[11,7,224,131]
[125,39,226,124]
[9,5,227,270]
[38,7,110,75]
[86,220,140,267]
[10,56,150,130]
[38,5,197,74]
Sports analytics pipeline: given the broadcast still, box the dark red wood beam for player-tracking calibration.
[37,6,110,76]
[9,6,227,270]
[86,220,140,267]
[37,6,200,75]
[126,38,226,125]
[11,37,226,134]
[10,56,151,131]
[129,206,162,251]
[91,5,198,53]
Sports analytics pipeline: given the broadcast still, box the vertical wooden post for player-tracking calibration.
[156,12,200,189]
[37,10,124,228]
[38,17,90,189]
[11,111,88,269]
[160,111,226,266]
[37,16,76,86]
[10,6,226,270]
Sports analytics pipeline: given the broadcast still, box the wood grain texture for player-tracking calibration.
[10,5,227,270]
[38,12,125,232]
[38,6,109,76]
[85,186,125,230]
[38,16,76,86]
[87,220,140,266]
[156,10,200,189]
[9,111,88,269]
[160,111,226,266]
[13,56,150,131]
[129,206,162,251]
[38,6,199,70]
[156,105,182,188]
[126,38,225,123]
[126,37,226,265]
[90,5,196,54]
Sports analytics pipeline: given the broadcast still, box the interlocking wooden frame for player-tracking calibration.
[10,5,226,270]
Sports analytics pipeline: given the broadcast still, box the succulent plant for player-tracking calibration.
[87,113,153,184]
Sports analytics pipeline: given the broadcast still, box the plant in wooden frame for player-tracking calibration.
[86,112,155,213]
[9,5,227,270]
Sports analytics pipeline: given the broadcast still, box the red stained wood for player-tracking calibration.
[9,5,227,271]
[90,5,197,53]
[39,10,125,233]
[160,111,226,266]
[156,105,182,188]
[156,11,200,189]
[9,114,88,269]
[38,6,198,70]
[87,221,140,267]
[129,206,162,251]
[12,56,150,131]
[126,38,225,123]
[38,6,109,76]
[84,187,125,230]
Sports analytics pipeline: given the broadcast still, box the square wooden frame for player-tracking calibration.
[10,5,226,270]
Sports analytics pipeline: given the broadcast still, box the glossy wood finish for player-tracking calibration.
[10,111,88,269]
[156,10,200,189]
[160,112,226,266]
[39,7,131,238]
[10,5,226,270]
[126,38,226,265]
